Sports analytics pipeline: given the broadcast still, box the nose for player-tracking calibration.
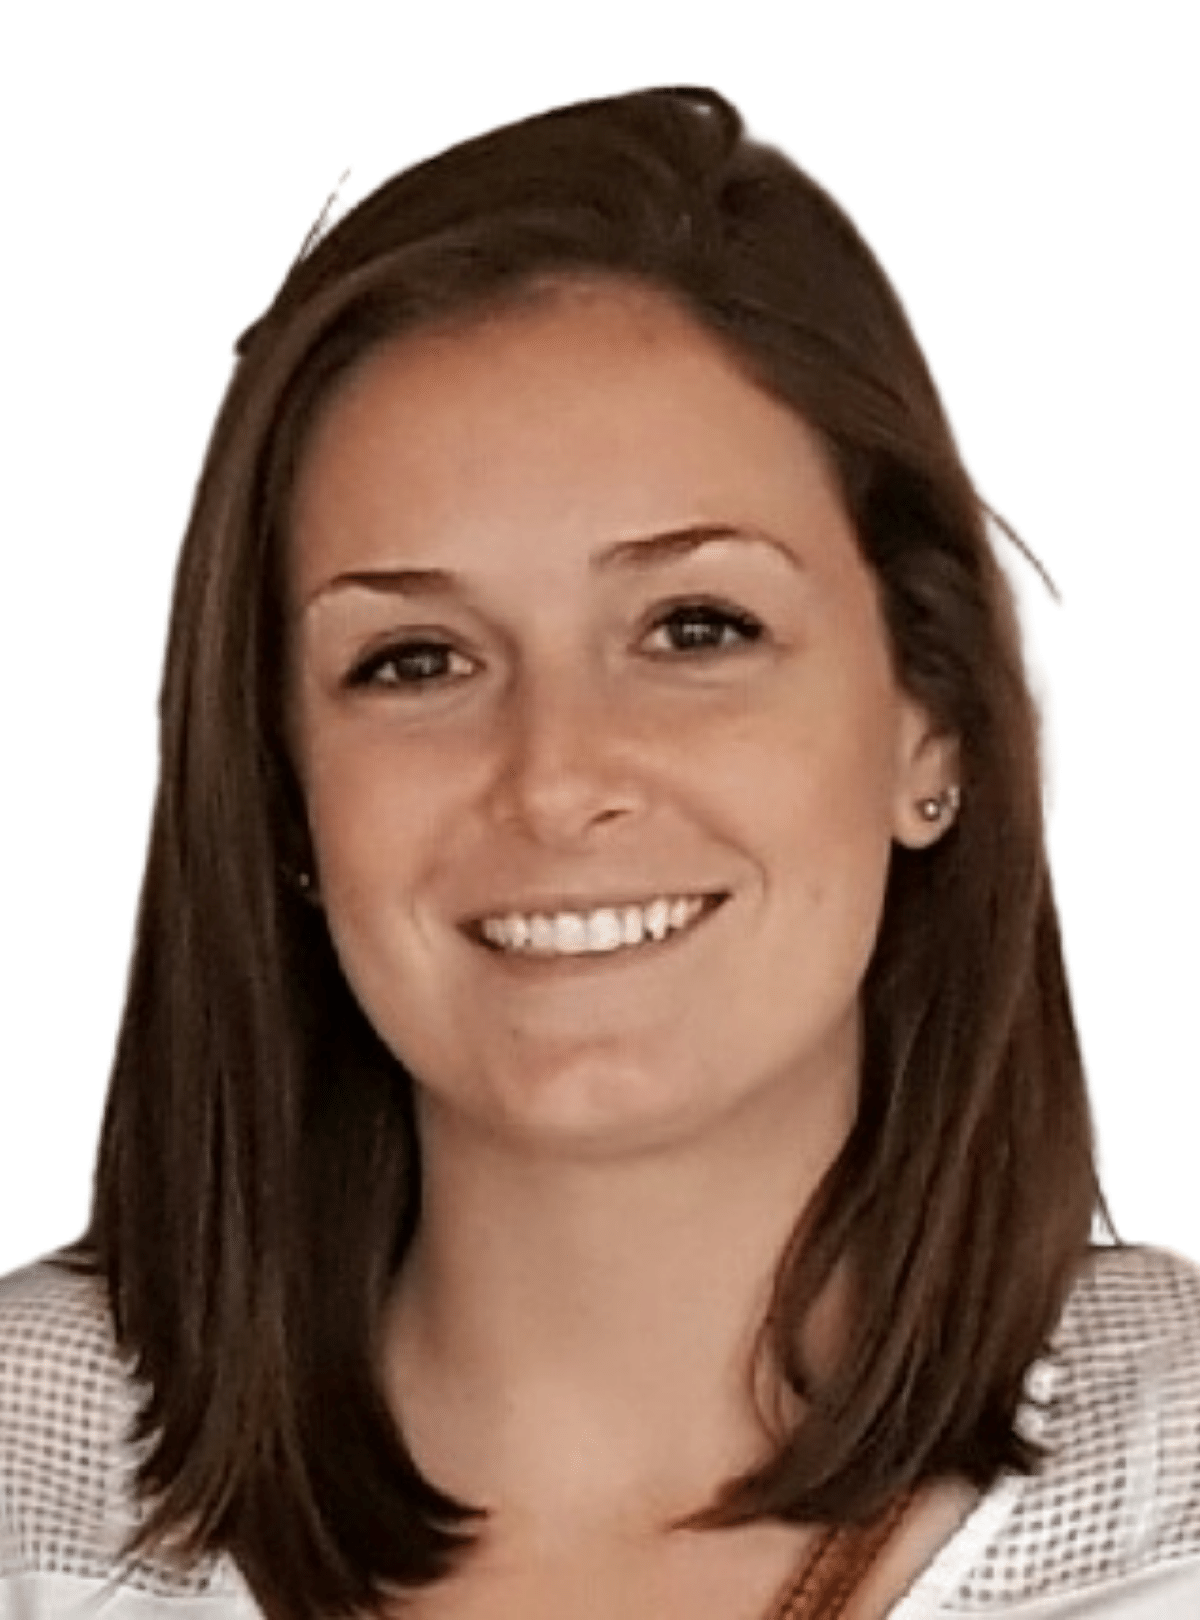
[486,662,647,848]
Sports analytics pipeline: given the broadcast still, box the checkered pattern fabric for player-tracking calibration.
[0,1261,240,1602]
[947,1246,1200,1607]
[2,1245,1198,1614]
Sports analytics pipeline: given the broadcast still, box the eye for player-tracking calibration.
[644,601,765,656]
[345,638,474,690]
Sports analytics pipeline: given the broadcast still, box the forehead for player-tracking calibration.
[287,276,859,598]
[301,274,783,451]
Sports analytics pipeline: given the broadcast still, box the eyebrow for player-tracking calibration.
[302,523,803,611]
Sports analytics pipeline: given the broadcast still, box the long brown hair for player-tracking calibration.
[71,87,1110,1617]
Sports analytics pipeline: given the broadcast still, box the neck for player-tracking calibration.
[381,1070,855,1532]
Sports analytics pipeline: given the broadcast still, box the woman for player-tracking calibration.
[1,86,1196,1619]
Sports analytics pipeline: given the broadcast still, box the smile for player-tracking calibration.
[474,893,727,957]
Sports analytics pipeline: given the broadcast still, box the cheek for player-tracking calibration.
[743,712,901,946]
[302,726,457,878]
[299,764,447,1011]
[776,812,894,960]
[734,688,901,847]
[303,765,449,1066]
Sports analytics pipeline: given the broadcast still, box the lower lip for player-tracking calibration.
[470,894,729,974]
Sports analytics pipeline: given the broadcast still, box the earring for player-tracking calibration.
[918,785,962,823]
[283,863,320,903]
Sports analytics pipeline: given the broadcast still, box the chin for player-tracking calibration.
[419,1051,731,1162]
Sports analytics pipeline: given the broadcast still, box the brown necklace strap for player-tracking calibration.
[765,1488,917,1620]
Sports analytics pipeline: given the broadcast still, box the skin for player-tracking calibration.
[287,279,964,1616]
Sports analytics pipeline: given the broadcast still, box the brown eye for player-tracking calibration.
[646,603,764,654]
[347,640,473,689]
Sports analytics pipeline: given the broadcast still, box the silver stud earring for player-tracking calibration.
[919,785,962,823]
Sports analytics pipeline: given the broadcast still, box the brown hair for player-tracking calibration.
[71,87,1111,1617]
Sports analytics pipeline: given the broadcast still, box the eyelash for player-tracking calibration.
[344,602,765,691]
[347,641,471,689]
[646,601,764,656]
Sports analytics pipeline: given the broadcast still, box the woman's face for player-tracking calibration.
[288,280,951,1160]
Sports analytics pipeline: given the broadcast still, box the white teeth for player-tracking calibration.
[621,905,645,947]
[554,913,588,953]
[478,895,712,956]
[644,898,670,942]
[586,910,625,952]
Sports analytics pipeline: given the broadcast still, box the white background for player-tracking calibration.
[0,4,1195,1277]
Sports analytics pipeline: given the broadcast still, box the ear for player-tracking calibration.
[890,699,962,850]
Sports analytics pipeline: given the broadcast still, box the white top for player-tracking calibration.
[1,1245,1198,1617]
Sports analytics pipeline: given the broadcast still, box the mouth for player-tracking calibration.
[464,891,730,962]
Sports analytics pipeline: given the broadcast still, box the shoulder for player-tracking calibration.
[0,1254,121,1390]
[1054,1241,1200,1363]
[944,1244,1200,1611]
[0,1258,246,1607]
[1046,1242,1200,1524]
[0,1256,134,1555]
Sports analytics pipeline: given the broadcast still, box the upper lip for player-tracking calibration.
[460,889,728,930]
